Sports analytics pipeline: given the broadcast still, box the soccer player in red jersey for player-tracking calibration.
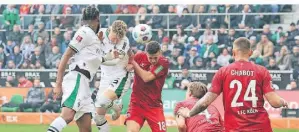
[178,37,288,132]
[174,82,223,132]
[125,41,169,132]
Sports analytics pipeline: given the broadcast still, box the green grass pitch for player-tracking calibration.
[0,124,298,132]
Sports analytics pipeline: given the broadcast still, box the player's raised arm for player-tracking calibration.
[132,41,168,82]
[263,70,288,108]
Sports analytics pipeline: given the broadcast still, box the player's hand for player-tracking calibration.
[125,64,134,71]
[97,31,104,41]
[177,107,191,118]
[103,50,119,62]
[53,84,63,100]
[281,98,288,108]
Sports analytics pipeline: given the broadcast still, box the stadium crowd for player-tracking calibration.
[0,4,299,89]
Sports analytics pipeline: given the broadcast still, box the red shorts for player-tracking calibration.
[125,103,166,132]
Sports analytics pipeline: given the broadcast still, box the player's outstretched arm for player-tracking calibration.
[131,60,156,82]
[265,92,288,108]
[189,92,218,117]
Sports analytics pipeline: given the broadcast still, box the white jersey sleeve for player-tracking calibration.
[69,27,93,53]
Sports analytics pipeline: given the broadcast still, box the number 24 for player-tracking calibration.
[230,80,258,107]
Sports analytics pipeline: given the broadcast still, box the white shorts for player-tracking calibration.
[61,71,94,120]
[95,72,131,107]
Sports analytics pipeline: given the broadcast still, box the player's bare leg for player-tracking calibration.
[94,89,121,132]
[76,113,92,132]
[126,120,141,132]
[47,107,75,132]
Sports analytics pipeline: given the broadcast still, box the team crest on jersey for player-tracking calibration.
[76,35,83,42]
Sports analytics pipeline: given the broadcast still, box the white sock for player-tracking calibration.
[95,115,109,132]
[47,117,67,132]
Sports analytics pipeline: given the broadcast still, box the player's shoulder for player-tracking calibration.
[159,56,170,65]
[78,26,94,34]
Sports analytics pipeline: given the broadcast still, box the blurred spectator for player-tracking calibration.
[276,46,292,70]
[249,36,257,51]
[116,6,135,28]
[146,6,163,29]
[40,89,62,113]
[30,47,46,68]
[60,32,72,53]
[19,4,31,15]
[46,16,60,29]
[24,24,35,39]
[200,36,219,59]
[236,4,254,29]
[259,24,275,42]
[5,60,16,69]
[62,5,71,14]
[71,5,85,14]
[266,57,280,70]
[59,7,75,29]
[243,26,256,39]
[204,6,221,28]
[17,76,33,88]
[223,5,239,28]
[186,47,200,67]
[198,27,218,45]
[172,27,188,44]
[190,58,205,70]
[36,37,51,58]
[174,69,192,90]
[171,37,185,55]
[217,26,229,48]
[217,48,231,66]
[256,34,274,63]
[188,27,201,41]
[184,36,201,56]
[291,46,299,80]
[7,46,23,68]
[287,22,299,47]
[7,25,23,45]
[289,80,299,90]
[176,8,192,29]
[274,34,287,53]
[153,28,166,43]
[19,79,45,112]
[2,5,20,31]
[5,75,17,87]
[227,28,239,50]
[5,39,16,55]
[34,22,49,43]
[46,46,62,69]
[206,58,221,70]
[135,7,149,25]
[191,5,206,29]
[160,36,169,47]
[250,50,264,66]
[0,47,7,67]
[168,48,181,66]
[20,61,30,69]
[161,5,177,29]
[161,44,171,58]
[31,5,49,28]
[34,61,45,69]
[115,5,138,14]
[20,35,35,60]
[53,27,64,44]
[171,56,189,70]
[273,26,285,45]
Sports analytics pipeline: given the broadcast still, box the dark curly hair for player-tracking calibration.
[82,6,100,21]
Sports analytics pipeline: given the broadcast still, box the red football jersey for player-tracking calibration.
[209,60,274,132]
[174,98,223,132]
[131,52,169,107]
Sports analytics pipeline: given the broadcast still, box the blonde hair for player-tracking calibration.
[110,20,127,39]
[188,82,208,99]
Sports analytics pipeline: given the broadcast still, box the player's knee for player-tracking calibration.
[95,95,113,109]
[93,114,107,126]
[103,89,118,100]
[61,114,74,123]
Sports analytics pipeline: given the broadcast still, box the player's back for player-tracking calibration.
[175,98,223,132]
[98,28,130,77]
[219,61,273,131]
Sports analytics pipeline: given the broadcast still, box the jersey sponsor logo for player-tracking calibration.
[154,65,164,74]
[76,35,83,42]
